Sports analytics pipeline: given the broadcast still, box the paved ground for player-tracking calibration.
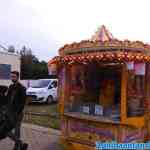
[0,123,64,150]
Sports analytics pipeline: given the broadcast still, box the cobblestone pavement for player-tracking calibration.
[0,123,63,150]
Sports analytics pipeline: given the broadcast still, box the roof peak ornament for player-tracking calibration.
[91,25,114,42]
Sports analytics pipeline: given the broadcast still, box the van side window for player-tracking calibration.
[48,84,52,89]
[51,81,57,88]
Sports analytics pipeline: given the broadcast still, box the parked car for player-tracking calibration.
[26,79,58,103]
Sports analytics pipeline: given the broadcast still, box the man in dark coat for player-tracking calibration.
[6,71,28,150]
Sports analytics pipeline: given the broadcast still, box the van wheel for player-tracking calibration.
[47,96,53,104]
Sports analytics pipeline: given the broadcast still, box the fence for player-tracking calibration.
[23,111,60,129]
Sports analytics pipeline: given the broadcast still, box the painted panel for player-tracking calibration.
[120,126,145,143]
[67,119,117,143]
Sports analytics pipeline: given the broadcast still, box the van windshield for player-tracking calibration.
[31,80,51,88]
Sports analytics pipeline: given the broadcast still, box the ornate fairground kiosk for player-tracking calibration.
[48,25,150,150]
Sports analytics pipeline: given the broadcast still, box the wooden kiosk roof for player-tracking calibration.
[49,25,150,65]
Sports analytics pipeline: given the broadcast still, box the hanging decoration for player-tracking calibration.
[126,62,134,70]
[134,63,146,75]
[48,25,150,68]
[48,63,57,75]
[49,52,150,66]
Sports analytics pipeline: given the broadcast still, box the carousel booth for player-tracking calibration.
[49,26,150,150]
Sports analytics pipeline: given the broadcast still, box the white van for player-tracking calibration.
[26,79,58,103]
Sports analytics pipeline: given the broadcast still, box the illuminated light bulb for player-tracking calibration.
[124,52,128,55]
[86,56,90,59]
[68,61,73,65]
[117,57,121,61]
[140,56,144,59]
[108,54,111,57]
[83,62,87,65]
[122,54,125,58]
[121,54,125,59]
[81,56,85,59]
[135,55,139,58]
[130,55,134,58]
[100,55,104,58]
[68,57,72,61]
[117,54,121,58]
[111,54,115,57]
[127,55,131,58]
[145,56,148,61]
[90,55,94,58]
[77,57,81,61]
[120,55,124,59]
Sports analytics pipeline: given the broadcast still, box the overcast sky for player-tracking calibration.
[1,0,150,61]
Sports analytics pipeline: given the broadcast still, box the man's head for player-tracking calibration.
[11,71,19,83]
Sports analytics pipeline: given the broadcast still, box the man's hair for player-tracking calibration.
[11,71,19,78]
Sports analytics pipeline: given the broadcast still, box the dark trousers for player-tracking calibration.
[7,112,23,145]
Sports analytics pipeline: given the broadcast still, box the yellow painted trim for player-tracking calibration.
[124,117,145,127]
[121,64,127,122]
[121,64,145,128]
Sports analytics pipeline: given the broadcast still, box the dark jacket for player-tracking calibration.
[6,82,26,114]
[0,86,8,106]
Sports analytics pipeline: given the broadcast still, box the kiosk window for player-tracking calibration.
[67,63,121,122]
[127,64,145,117]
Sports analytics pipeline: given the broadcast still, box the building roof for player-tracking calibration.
[0,44,19,57]
[49,25,150,65]
[0,45,8,52]
[91,25,114,42]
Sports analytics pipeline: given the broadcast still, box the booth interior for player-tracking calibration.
[64,62,144,123]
